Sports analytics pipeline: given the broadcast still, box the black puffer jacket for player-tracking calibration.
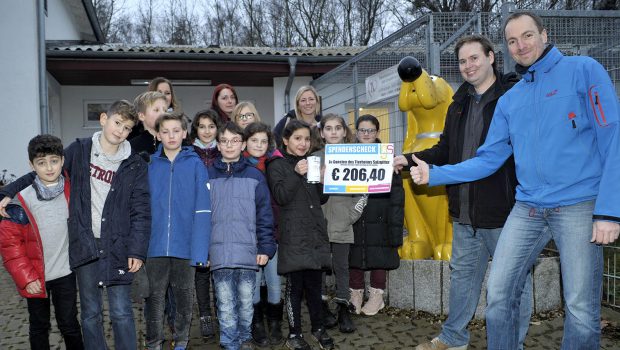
[407,72,519,228]
[266,151,331,275]
[349,172,405,270]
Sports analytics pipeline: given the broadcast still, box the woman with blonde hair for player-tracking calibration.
[273,86,322,147]
[232,101,262,129]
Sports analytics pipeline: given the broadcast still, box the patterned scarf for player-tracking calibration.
[33,174,65,201]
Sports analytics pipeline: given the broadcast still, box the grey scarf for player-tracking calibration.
[33,174,65,201]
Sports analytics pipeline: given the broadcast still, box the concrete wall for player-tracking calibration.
[58,85,275,144]
[0,1,41,176]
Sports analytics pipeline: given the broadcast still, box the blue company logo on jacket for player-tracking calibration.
[430,46,620,221]
[148,145,211,265]
[207,156,276,271]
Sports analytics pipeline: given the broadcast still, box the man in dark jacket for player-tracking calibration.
[395,35,532,350]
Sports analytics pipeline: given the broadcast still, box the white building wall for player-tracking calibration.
[59,85,275,144]
[46,0,85,41]
[0,1,41,176]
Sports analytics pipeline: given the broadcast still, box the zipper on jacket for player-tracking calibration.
[166,160,174,255]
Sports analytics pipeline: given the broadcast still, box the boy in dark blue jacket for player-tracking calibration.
[208,122,276,350]
[0,100,151,350]
[145,112,211,350]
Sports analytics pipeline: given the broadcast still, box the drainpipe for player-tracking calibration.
[284,57,297,115]
[37,0,49,133]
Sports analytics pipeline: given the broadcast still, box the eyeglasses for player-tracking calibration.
[237,113,255,121]
[357,128,377,135]
[219,138,243,146]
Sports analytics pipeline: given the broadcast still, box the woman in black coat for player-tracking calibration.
[349,115,405,316]
[266,120,334,350]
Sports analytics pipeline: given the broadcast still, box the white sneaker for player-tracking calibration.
[360,287,384,316]
[349,288,363,315]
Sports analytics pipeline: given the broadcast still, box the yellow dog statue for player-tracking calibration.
[397,56,453,260]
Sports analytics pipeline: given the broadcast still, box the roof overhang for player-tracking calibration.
[46,44,366,86]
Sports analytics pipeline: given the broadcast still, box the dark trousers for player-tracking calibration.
[26,272,84,350]
[331,243,351,300]
[195,266,213,316]
[285,270,323,335]
[349,268,386,290]
[145,257,195,349]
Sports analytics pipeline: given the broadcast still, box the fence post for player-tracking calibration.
[501,2,516,74]
[353,63,359,122]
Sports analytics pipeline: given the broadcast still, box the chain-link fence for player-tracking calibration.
[311,6,620,308]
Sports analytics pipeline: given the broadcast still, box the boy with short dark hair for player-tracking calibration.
[0,134,84,350]
[146,112,212,350]
[208,122,276,350]
[0,100,151,350]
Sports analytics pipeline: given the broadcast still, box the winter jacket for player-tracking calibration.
[405,72,519,228]
[273,110,322,148]
[0,180,70,298]
[194,145,220,167]
[207,157,276,271]
[243,149,284,241]
[312,148,365,244]
[349,152,405,270]
[266,151,331,274]
[0,138,151,286]
[429,46,620,222]
[129,129,159,157]
[148,145,211,265]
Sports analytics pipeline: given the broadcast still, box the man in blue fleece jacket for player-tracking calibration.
[398,11,620,350]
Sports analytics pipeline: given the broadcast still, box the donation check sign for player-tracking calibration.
[323,143,394,194]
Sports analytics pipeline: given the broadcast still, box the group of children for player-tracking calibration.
[0,83,405,350]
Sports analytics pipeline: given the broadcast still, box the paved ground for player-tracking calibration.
[1,267,619,349]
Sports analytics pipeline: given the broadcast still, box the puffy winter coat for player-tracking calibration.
[349,172,404,270]
[207,157,276,271]
[266,151,331,274]
[0,181,70,298]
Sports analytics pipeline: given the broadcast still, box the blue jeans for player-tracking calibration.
[254,250,281,304]
[487,200,603,349]
[145,257,195,350]
[439,222,532,349]
[75,260,136,350]
[213,268,256,350]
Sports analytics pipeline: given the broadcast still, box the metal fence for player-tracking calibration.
[311,5,620,308]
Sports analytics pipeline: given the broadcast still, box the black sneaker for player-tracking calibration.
[321,301,338,329]
[285,334,311,350]
[311,328,335,350]
[200,315,216,339]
